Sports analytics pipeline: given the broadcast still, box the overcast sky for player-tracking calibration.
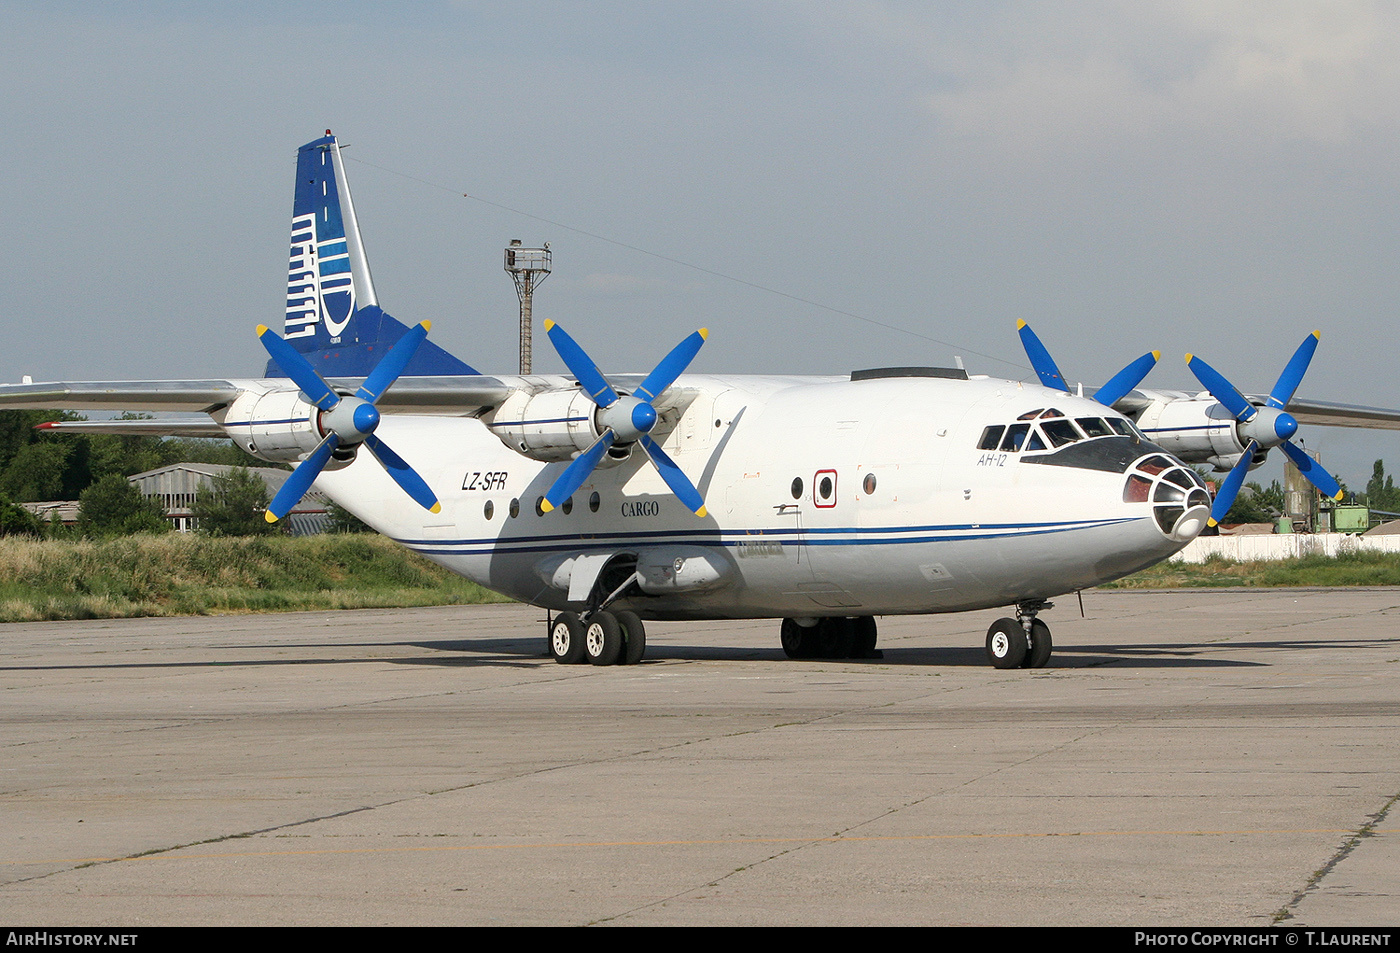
[2,1,1398,490]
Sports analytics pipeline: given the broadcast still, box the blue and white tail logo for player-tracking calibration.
[270,131,477,378]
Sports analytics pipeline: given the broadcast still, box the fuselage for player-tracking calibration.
[311,370,1209,621]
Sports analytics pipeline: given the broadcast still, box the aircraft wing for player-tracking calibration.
[0,380,245,413]
[1109,388,1400,431]
[0,376,517,417]
[1279,397,1400,431]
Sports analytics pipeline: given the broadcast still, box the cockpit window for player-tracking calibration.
[1040,419,1082,448]
[999,423,1031,452]
[981,411,1144,454]
[1076,417,1113,438]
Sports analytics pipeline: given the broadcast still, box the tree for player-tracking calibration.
[77,474,170,537]
[1366,460,1400,514]
[0,496,41,537]
[194,468,278,536]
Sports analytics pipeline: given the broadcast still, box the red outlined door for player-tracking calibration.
[813,469,837,508]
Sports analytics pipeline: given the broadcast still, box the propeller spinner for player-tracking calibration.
[1185,330,1342,526]
[541,320,709,518]
[257,321,441,521]
[1016,320,1160,408]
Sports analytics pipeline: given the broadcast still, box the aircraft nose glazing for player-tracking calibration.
[1122,453,1212,541]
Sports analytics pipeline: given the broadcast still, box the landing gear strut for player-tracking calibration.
[780,617,882,660]
[985,600,1053,669]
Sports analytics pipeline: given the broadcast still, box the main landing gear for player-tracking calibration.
[985,600,1053,669]
[549,609,646,666]
[780,617,882,660]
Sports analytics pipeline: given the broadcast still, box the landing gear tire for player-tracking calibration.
[817,618,855,658]
[613,610,646,665]
[550,611,587,665]
[585,611,624,666]
[781,618,816,659]
[852,617,879,659]
[1023,619,1052,669]
[985,618,1028,669]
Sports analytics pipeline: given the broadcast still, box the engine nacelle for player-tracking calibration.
[220,388,351,468]
[485,388,601,462]
[1134,397,1248,471]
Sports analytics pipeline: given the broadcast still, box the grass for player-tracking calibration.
[1104,550,1400,589]
[0,533,510,622]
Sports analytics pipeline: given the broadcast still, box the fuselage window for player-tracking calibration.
[863,473,877,495]
[1024,429,1047,452]
[534,496,546,516]
[1107,418,1134,437]
[589,491,601,513]
[562,496,574,515]
[978,425,1005,450]
[999,423,1031,452]
[509,498,520,518]
[1017,408,1043,421]
[791,477,804,499]
[483,500,494,520]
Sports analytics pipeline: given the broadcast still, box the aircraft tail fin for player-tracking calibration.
[272,131,477,377]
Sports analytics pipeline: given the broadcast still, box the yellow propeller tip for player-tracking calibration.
[421,320,432,332]
[1206,517,1218,528]
[1312,330,1321,339]
[1184,353,1194,363]
[1016,319,1028,329]
[264,511,279,523]
[1151,350,1161,361]
[256,325,269,336]
[543,319,555,331]
[698,328,709,339]
[695,506,708,519]
[429,503,442,514]
[1333,491,1344,501]
[540,499,554,513]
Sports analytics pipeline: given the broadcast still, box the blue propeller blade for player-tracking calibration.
[260,322,443,521]
[257,325,340,411]
[545,320,619,408]
[540,322,711,518]
[639,434,707,517]
[267,433,339,521]
[541,431,616,513]
[1267,330,1321,410]
[1185,353,1256,422]
[363,434,441,512]
[1095,350,1160,408]
[1016,320,1069,392]
[1279,439,1343,501]
[1209,440,1257,526]
[635,329,708,403]
[357,321,430,404]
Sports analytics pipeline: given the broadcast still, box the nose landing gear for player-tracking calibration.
[985,600,1053,669]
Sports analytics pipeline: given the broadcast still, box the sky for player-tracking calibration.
[2,1,1398,491]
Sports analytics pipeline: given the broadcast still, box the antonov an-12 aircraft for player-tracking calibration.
[6,132,1400,669]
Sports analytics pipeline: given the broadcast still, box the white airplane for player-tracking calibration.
[6,132,1399,669]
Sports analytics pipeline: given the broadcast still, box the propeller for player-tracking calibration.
[1016,320,1160,408]
[1185,330,1342,526]
[257,321,441,522]
[541,319,709,518]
